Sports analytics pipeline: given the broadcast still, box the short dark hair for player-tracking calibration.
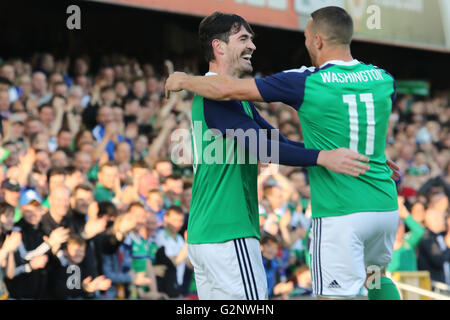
[38,104,53,113]
[47,166,66,183]
[25,115,41,124]
[0,77,12,87]
[261,233,280,246]
[100,85,114,94]
[55,147,74,159]
[131,160,148,170]
[132,76,145,85]
[67,235,86,248]
[73,183,94,195]
[128,201,145,211]
[57,128,71,137]
[99,161,117,172]
[148,189,162,197]
[163,173,183,184]
[52,81,66,89]
[65,165,81,176]
[183,181,192,190]
[287,168,307,180]
[97,201,117,218]
[166,205,183,216]
[0,201,14,217]
[199,11,254,63]
[114,78,127,86]
[311,6,353,46]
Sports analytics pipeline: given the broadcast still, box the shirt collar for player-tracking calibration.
[205,71,218,76]
[319,59,360,69]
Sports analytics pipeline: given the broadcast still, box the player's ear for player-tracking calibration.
[315,33,323,50]
[212,39,225,57]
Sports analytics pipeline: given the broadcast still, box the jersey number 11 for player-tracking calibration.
[343,93,375,156]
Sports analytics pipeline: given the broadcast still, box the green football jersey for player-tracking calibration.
[129,233,157,272]
[187,95,260,244]
[255,60,398,218]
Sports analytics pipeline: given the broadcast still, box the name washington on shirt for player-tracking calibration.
[320,69,384,84]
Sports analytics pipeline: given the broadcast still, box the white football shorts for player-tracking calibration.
[188,237,268,300]
[310,210,399,299]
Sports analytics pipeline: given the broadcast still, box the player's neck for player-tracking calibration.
[209,62,237,78]
[317,47,353,67]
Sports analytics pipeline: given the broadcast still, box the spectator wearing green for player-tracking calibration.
[387,197,425,274]
[94,162,121,203]
[126,202,166,299]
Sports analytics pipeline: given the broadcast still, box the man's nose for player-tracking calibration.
[248,40,256,51]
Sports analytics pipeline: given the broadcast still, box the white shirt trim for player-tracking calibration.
[320,59,360,68]
[205,72,218,76]
[283,66,316,74]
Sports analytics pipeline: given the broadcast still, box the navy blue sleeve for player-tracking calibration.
[203,99,319,166]
[254,68,314,110]
[391,79,398,104]
[249,103,305,148]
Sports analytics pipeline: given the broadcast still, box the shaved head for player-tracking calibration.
[311,6,353,46]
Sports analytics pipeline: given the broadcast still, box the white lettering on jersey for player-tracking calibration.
[320,70,384,84]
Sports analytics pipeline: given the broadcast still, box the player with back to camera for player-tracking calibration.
[166,7,402,300]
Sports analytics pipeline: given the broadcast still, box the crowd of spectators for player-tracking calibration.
[0,52,448,300]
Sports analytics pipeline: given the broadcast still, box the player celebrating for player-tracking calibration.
[175,12,371,300]
[166,7,401,300]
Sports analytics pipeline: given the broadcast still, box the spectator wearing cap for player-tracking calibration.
[1,178,22,222]
[5,189,68,299]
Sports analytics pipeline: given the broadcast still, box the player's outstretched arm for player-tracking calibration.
[165,72,263,102]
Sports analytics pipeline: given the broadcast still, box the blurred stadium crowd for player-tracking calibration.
[0,52,448,300]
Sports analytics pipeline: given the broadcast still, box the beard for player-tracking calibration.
[228,51,254,78]
[74,200,89,214]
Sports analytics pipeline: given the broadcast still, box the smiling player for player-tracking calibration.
[179,11,371,300]
[166,7,402,300]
